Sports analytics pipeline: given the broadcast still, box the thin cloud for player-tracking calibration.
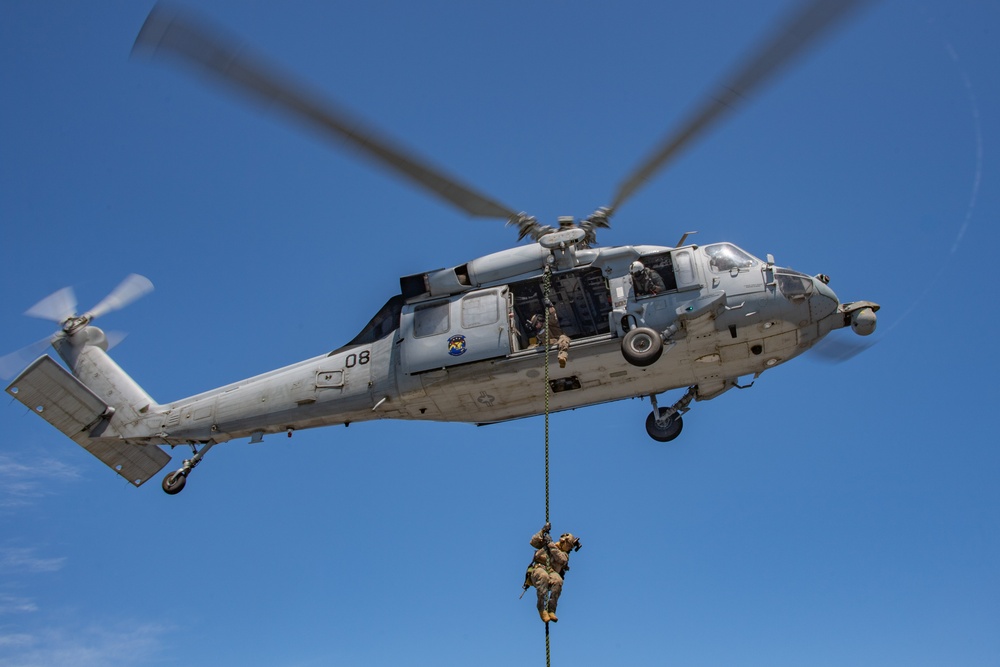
[0,595,38,614]
[0,547,67,574]
[0,622,169,667]
[0,455,80,509]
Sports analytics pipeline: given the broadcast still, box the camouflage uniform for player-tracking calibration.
[529,306,571,367]
[526,527,575,622]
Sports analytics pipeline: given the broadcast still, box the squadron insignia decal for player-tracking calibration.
[447,335,467,357]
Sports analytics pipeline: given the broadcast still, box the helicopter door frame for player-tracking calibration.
[399,287,512,375]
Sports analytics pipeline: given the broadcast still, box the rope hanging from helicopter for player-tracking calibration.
[542,265,553,667]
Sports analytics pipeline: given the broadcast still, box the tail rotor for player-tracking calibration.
[0,274,154,379]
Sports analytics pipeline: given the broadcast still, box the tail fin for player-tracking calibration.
[5,329,171,487]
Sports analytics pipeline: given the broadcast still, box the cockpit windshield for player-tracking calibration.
[703,243,757,272]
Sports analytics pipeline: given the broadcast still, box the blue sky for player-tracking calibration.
[1,1,998,665]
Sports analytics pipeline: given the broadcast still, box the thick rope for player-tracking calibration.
[543,266,551,526]
[542,267,552,667]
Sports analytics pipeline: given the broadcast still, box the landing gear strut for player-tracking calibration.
[645,387,695,442]
[162,442,216,495]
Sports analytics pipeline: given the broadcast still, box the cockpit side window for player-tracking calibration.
[775,269,814,300]
[704,243,756,273]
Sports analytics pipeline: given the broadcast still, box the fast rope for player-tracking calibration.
[543,266,551,526]
[542,265,552,667]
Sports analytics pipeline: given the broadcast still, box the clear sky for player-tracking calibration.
[1,1,997,665]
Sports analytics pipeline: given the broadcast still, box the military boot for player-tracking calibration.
[539,609,550,623]
[547,610,559,623]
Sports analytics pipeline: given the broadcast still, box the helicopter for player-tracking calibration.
[2,0,879,495]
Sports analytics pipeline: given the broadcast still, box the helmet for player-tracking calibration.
[629,261,645,273]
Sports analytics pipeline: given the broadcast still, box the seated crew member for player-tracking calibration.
[630,261,667,296]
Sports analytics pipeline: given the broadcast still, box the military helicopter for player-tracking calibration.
[2,0,879,494]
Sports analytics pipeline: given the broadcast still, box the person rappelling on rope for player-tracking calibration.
[522,522,582,623]
[528,299,570,368]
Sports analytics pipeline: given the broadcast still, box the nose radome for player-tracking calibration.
[815,278,838,303]
[811,278,840,319]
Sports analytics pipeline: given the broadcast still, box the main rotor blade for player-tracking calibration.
[25,286,77,323]
[609,0,871,215]
[133,6,518,220]
[809,336,877,363]
[87,274,154,321]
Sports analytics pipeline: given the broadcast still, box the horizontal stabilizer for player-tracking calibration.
[6,356,171,487]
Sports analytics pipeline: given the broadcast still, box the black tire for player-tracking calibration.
[162,470,187,495]
[645,409,683,442]
[622,327,663,367]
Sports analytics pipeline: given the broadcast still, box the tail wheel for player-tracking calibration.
[622,327,663,367]
[162,470,187,495]
[646,409,683,442]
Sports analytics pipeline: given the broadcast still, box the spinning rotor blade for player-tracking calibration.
[25,286,77,323]
[87,274,154,321]
[0,335,56,380]
[133,6,518,220]
[809,337,877,363]
[609,0,871,215]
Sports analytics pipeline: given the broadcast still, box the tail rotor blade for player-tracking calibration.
[0,335,56,380]
[25,286,77,323]
[105,330,129,351]
[87,274,154,321]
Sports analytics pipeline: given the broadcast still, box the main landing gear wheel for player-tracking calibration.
[646,408,683,442]
[162,470,187,495]
[621,327,663,367]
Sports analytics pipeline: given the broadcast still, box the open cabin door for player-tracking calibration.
[400,287,511,374]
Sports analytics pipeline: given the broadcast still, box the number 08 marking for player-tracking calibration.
[344,350,371,368]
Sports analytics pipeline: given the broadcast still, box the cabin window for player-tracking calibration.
[414,301,450,337]
[462,292,499,328]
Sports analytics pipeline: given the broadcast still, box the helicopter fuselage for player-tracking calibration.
[6,238,877,490]
[141,239,869,444]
